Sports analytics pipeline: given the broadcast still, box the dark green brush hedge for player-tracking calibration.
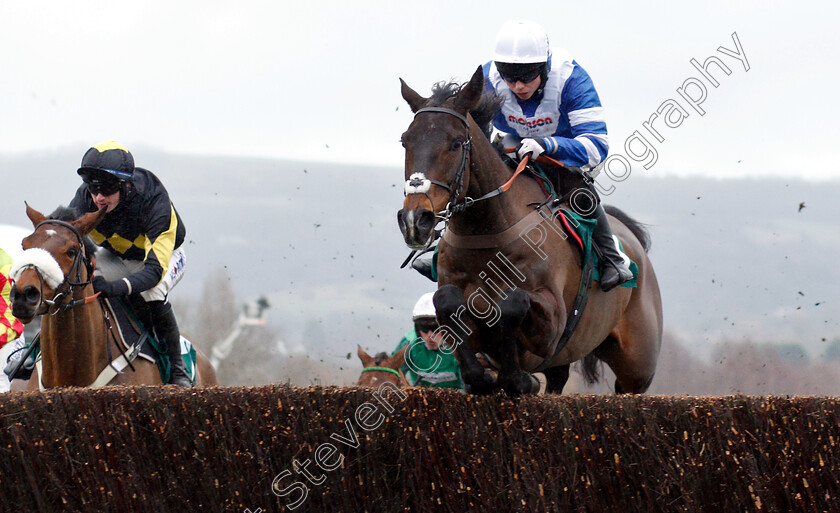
[1,386,838,512]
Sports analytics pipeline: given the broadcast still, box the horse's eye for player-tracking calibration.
[400,138,406,149]
[451,139,463,151]
[67,247,78,258]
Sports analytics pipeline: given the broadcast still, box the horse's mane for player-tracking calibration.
[373,352,390,366]
[48,205,81,222]
[429,80,503,138]
[48,205,98,256]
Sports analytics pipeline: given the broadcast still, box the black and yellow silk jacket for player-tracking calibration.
[69,167,186,294]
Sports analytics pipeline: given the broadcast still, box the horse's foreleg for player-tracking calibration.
[495,288,538,396]
[434,285,497,395]
[543,364,571,394]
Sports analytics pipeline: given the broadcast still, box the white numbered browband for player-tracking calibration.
[404,172,432,195]
[9,248,65,289]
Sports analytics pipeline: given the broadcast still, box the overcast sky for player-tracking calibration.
[1,1,838,180]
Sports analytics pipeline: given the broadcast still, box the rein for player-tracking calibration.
[407,106,532,219]
[401,107,539,263]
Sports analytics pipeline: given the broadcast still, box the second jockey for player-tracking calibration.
[68,141,193,387]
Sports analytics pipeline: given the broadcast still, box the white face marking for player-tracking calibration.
[45,229,57,237]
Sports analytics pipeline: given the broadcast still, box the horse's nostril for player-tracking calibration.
[23,285,40,304]
[417,210,436,232]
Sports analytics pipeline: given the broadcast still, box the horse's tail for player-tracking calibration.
[604,205,651,253]
[580,353,601,385]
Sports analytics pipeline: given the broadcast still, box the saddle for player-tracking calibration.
[108,296,168,371]
[102,296,197,384]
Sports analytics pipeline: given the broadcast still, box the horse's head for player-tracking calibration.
[356,344,409,388]
[397,66,486,249]
[9,203,106,323]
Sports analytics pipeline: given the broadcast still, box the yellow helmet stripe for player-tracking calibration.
[91,140,129,153]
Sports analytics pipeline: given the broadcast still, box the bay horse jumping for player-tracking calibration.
[8,204,218,390]
[356,344,409,388]
[397,67,663,395]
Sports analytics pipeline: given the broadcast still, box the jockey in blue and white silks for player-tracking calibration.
[481,19,633,292]
[483,47,609,171]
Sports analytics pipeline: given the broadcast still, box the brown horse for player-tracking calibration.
[356,344,409,388]
[9,204,218,390]
[397,67,663,396]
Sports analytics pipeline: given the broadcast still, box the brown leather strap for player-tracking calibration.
[442,207,548,250]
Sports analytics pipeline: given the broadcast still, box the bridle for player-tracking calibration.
[407,107,473,217]
[360,366,410,387]
[16,220,97,316]
[400,106,533,264]
[405,106,532,221]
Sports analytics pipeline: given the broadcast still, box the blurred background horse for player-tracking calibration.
[356,344,409,388]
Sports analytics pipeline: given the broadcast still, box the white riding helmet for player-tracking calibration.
[412,292,436,320]
[493,19,550,64]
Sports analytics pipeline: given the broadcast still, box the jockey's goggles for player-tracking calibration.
[414,318,438,334]
[84,178,121,196]
[496,62,544,84]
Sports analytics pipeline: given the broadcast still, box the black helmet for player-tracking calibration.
[77,141,135,182]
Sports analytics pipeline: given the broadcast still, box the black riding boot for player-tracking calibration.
[590,204,633,292]
[149,301,193,387]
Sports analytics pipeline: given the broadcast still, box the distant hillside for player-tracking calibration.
[2,150,838,364]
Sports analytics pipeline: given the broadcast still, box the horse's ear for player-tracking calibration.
[24,202,47,228]
[389,344,408,370]
[71,207,107,237]
[453,66,484,114]
[400,78,428,113]
[357,344,374,368]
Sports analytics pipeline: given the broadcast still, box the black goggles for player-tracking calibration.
[496,62,544,84]
[414,319,438,333]
[85,179,121,196]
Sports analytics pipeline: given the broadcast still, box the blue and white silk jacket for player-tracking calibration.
[483,48,609,170]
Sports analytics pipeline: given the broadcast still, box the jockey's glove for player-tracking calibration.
[91,276,130,298]
[516,138,547,160]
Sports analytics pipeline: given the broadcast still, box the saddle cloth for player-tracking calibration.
[104,297,197,383]
[555,208,638,288]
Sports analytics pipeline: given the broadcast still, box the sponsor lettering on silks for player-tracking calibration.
[507,116,554,129]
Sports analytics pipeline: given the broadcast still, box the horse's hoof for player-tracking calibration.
[500,371,535,396]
